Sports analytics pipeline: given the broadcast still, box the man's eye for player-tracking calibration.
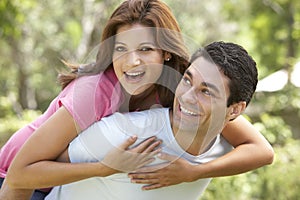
[182,77,191,85]
[202,88,212,96]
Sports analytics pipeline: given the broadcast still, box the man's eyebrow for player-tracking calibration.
[186,68,221,93]
[185,69,193,79]
[202,82,220,94]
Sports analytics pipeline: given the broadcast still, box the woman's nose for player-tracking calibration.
[125,50,141,68]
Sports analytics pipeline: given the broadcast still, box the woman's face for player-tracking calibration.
[112,24,165,95]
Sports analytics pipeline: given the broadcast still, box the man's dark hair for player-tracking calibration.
[190,41,258,107]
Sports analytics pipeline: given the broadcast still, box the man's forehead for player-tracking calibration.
[188,57,230,95]
[189,57,222,80]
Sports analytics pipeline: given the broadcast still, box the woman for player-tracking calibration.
[0,1,187,199]
[0,0,273,199]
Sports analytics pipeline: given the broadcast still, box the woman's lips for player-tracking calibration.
[124,71,145,83]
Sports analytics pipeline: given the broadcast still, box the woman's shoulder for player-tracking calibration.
[71,68,122,107]
[75,68,118,85]
[58,69,122,130]
[65,69,119,99]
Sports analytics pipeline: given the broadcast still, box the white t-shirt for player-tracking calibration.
[46,108,232,200]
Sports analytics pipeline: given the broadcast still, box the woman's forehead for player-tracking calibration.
[115,24,155,43]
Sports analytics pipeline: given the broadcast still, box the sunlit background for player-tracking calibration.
[0,0,299,199]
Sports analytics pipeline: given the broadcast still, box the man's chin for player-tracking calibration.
[174,119,200,132]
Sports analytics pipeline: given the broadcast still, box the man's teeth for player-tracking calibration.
[125,71,144,76]
[180,105,198,116]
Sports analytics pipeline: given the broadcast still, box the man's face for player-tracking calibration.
[172,56,231,136]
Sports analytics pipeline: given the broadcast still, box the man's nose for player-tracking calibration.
[180,87,198,104]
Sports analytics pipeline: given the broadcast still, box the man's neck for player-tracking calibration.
[168,110,222,156]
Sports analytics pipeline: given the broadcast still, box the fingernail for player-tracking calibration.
[131,135,137,139]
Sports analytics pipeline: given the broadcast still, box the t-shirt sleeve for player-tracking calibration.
[59,71,123,132]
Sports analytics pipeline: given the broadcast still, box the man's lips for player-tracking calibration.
[179,104,200,116]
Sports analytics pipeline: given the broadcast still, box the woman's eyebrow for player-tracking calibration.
[140,41,156,45]
[114,41,126,45]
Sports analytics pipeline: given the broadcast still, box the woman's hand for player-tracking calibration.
[128,153,196,190]
[101,136,162,173]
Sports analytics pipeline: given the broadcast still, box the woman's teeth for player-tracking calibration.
[125,71,144,77]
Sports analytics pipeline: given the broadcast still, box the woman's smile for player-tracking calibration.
[124,70,146,83]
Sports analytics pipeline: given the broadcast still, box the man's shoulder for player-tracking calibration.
[104,108,170,136]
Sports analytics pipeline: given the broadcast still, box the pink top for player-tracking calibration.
[0,69,123,178]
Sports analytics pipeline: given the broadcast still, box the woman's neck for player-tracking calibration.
[119,85,158,112]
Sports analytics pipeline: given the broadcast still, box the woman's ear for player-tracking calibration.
[228,101,246,121]
[164,52,172,61]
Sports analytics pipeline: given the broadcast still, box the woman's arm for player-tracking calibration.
[5,106,115,189]
[205,115,274,175]
[129,115,274,190]
[5,106,160,190]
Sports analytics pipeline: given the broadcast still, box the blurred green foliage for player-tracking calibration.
[0,0,299,199]
[0,96,41,147]
[203,140,300,200]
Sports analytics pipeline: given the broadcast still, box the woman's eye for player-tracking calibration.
[114,46,126,52]
[139,47,153,51]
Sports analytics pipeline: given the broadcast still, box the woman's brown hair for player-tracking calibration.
[58,0,189,108]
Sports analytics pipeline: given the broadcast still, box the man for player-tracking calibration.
[44,41,260,200]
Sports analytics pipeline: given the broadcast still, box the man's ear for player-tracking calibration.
[227,101,246,121]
